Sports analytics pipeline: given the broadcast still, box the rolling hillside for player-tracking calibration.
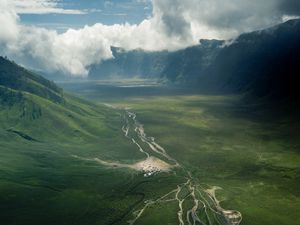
[0,57,63,103]
[0,56,114,143]
[0,55,148,225]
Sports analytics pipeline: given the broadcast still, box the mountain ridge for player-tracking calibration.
[0,56,64,103]
[88,19,300,102]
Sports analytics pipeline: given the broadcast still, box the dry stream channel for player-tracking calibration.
[75,108,243,225]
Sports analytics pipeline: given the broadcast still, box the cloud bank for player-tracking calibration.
[1,0,299,76]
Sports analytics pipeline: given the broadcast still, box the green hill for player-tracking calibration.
[0,56,116,143]
[0,56,149,225]
[0,57,63,103]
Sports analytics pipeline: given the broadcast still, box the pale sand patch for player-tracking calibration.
[94,156,172,176]
[132,156,172,173]
[73,155,173,176]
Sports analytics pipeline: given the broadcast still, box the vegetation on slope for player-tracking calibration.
[0,56,63,103]
[0,55,153,225]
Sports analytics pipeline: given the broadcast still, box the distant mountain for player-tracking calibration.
[88,40,224,83]
[89,47,169,79]
[160,19,300,101]
[89,19,300,102]
[192,19,300,101]
[161,39,224,84]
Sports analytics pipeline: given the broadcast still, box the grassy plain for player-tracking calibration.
[0,79,299,225]
[61,80,300,225]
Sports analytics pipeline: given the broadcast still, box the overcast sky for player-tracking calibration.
[0,0,299,76]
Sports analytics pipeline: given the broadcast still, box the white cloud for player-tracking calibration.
[12,0,85,15]
[282,15,300,22]
[0,0,19,43]
[0,0,192,76]
[151,0,286,41]
[0,0,299,77]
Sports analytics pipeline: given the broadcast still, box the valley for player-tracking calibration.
[1,2,300,225]
[60,80,300,225]
[1,72,300,225]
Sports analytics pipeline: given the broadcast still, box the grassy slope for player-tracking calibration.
[0,57,63,103]
[0,58,185,225]
[1,85,175,225]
